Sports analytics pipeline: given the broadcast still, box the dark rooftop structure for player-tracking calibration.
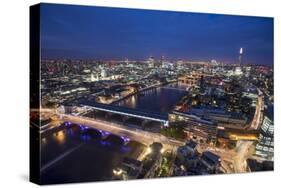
[185,140,198,150]
[247,159,274,172]
[122,157,143,169]
[201,151,221,167]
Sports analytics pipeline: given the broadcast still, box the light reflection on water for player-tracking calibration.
[41,124,144,184]
[52,130,66,144]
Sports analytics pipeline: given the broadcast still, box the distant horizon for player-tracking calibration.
[40,3,274,66]
[40,57,273,67]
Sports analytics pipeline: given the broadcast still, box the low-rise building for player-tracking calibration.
[200,151,221,173]
[169,111,218,142]
[140,142,163,179]
[113,157,143,180]
[174,144,222,176]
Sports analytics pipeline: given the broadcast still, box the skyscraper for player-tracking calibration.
[234,47,244,76]
[148,56,155,68]
[239,47,243,65]
[101,67,107,78]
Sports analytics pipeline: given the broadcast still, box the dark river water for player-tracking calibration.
[40,124,145,184]
[116,82,187,114]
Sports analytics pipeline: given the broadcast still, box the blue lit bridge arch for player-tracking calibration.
[69,123,131,145]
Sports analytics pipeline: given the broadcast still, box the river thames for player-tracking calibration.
[40,83,187,184]
[116,82,187,114]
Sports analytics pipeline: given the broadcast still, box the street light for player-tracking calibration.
[113,168,123,176]
[147,147,152,154]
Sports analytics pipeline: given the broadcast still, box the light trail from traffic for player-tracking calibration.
[60,114,184,147]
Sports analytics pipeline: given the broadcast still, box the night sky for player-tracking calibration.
[40,3,274,65]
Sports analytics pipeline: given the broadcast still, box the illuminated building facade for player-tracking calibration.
[256,113,274,160]
[169,111,218,142]
[178,72,204,87]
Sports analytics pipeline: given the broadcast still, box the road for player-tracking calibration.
[233,140,253,173]
[248,88,264,130]
[60,114,184,147]
[204,141,253,173]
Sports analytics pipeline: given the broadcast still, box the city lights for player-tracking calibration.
[30,4,274,184]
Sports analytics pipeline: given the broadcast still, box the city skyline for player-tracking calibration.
[30,3,274,185]
[41,3,273,65]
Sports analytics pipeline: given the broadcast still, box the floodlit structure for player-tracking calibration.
[256,109,274,160]
[239,47,243,65]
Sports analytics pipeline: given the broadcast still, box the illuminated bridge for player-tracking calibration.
[80,102,169,127]
[60,114,184,147]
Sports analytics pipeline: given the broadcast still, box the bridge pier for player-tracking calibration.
[99,130,110,140]
[120,136,130,145]
[122,116,130,124]
[93,109,99,119]
[141,119,150,130]
[105,112,113,119]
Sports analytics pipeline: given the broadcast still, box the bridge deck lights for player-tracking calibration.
[121,136,130,142]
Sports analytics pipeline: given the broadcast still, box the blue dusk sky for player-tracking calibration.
[40,3,273,65]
